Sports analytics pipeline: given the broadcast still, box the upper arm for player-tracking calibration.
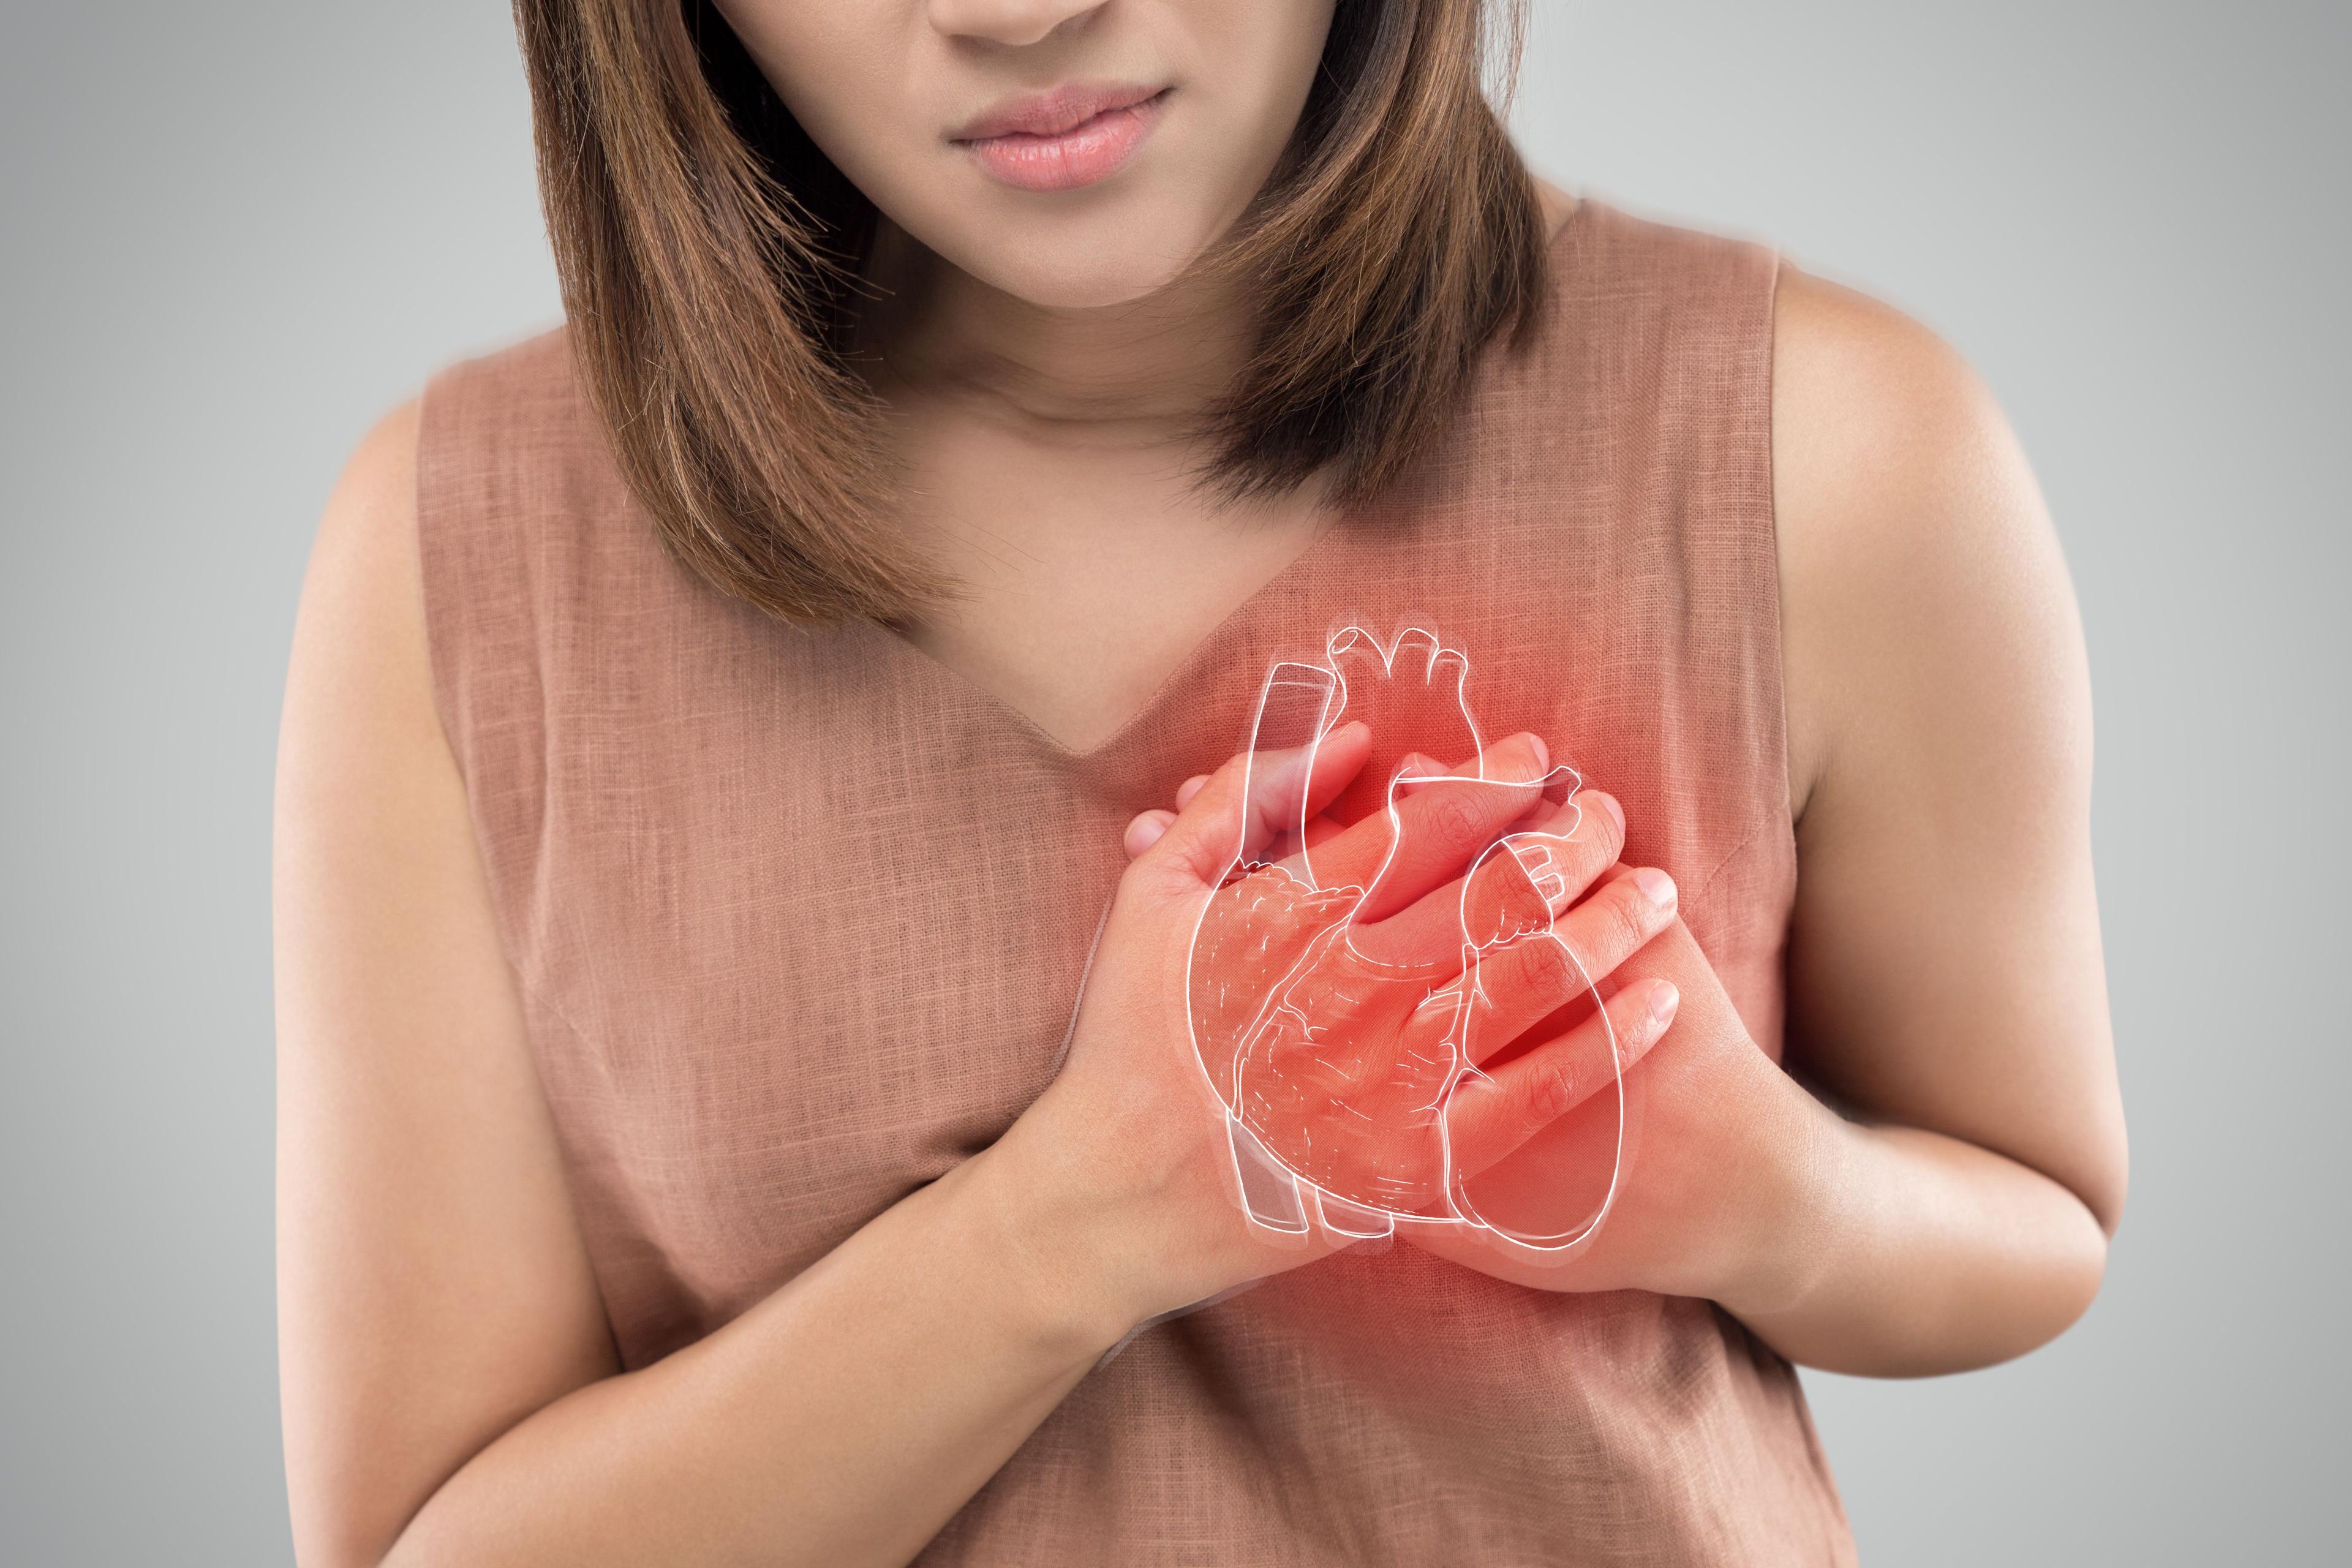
[1771,265,2128,1233]
[273,401,619,1567]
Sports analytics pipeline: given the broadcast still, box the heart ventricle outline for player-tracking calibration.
[1183,625,1627,1253]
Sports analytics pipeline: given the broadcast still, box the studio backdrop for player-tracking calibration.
[1,2,2343,1562]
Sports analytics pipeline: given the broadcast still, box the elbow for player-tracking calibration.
[290,1524,394,1568]
[2040,1189,2114,1347]
[2016,1091,2128,1349]
[287,1476,434,1568]
[1890,1193,2113,1379]
[2057,1127,2128,1330]
[290,1510,402,1568]
[2088,1131,2130,1242]
[1964,1169,2117,1376]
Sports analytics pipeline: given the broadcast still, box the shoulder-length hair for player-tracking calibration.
[511,0,1547,625]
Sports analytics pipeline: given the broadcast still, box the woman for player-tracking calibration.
[274,1,2125,1562]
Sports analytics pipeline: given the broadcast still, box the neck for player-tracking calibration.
[851,218,1254,447]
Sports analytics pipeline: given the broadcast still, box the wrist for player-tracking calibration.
[1713,1071,1858,1325]
[951,1106,1156,1365]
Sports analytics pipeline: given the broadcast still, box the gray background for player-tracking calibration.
[2,1,2343,1561]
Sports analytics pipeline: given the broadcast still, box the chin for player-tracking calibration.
[938,205,1227,312]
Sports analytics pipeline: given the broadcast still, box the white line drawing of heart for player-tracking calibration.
[1183,624,1626,1255]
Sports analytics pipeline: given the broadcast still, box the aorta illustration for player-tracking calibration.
[1185,627,1624,1251]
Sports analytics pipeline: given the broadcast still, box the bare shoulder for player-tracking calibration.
[1768,263,2086,821]
[277,399,442,823]
[1770,264,2016,526]
[1766,266,2120,1231]
[276,397,615,1562]
[318,396,424,565]
[279,398,441,801]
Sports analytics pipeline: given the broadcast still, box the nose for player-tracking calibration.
[927,0,1105,48]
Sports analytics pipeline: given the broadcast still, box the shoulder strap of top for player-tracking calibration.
[1576,195,1793,1035]
[414,326,638,982]
[415,204,1794,1034]
[1379,192,1794,1044]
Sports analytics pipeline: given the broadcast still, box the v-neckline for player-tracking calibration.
[850,491,1363,766]
[848,195,1594,768]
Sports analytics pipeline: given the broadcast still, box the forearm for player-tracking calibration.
[380,1145,1126,1568]
[1724,1102,2111,1378]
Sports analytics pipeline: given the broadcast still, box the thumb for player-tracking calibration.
[1139,721,1371,889]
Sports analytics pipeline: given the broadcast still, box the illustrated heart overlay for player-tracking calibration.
[1185,626,1626,1251]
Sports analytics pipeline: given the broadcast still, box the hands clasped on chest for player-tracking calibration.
[986,626,1825,1341]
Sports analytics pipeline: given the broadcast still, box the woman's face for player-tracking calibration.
[714,0,1338,309]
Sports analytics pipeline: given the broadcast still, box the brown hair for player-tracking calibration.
[512,0,1546,625]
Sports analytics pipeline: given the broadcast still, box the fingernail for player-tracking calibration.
[1597,793,1626,835]
[1634,867,1676,910]
[1650,981,1680,1025]
[1127,813,1171,854]
[1394,753,1441,791]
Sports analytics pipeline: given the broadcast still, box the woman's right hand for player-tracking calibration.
[986,723,1683,1340]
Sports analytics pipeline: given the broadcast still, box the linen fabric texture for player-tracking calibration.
[415,195,1855,1565]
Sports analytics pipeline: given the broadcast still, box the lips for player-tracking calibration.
[952,81,1164,141]
[951,82,1172,194]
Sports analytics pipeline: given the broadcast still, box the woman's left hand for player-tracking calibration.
[1409,895,1832,1315]
[1123,778,1835,1319]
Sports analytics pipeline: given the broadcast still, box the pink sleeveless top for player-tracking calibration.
[418,196,1855,1564]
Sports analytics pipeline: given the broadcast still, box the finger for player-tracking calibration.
[1140,721,1371,888]
[1301,813,1348,851]
[1466,861,1675,1054]
[1175,774,1211,809]
[1303,732,1553,916]
[1273,745,1518,885]
[1388,752,1446,797]
[1354,737,1562,921]
[1447,977,1679,1180]
[1514,790,1625,899]
[1123,809,1176,858]
[1454,864,1676,1060]
[1345,792,1625,967]
[1458,790,1627,940]
[1254,811,1348,872]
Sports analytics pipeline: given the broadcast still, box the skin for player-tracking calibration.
[737,0,1348,749]
[276,1,2126,1563]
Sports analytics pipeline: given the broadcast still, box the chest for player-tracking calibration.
[886,418,1340,753]
[505,485,1795,1361]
